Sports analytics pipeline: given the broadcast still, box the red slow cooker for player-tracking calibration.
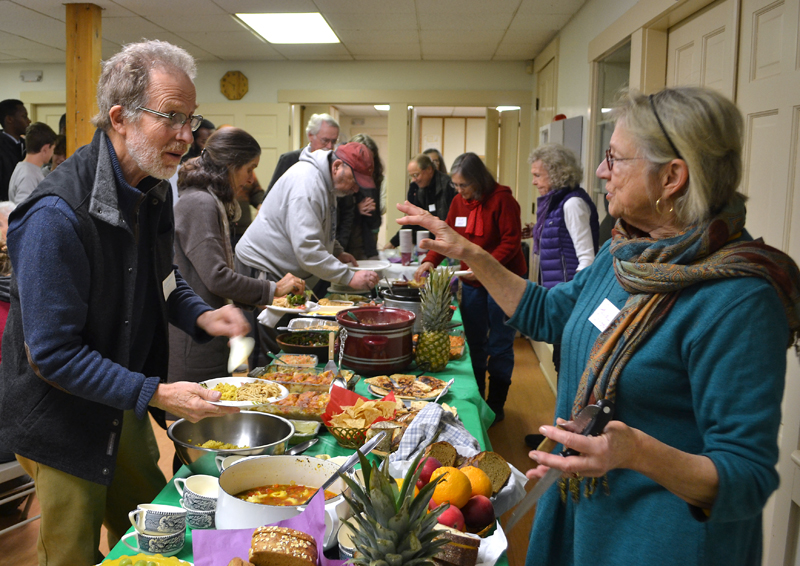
[336,307,415,376]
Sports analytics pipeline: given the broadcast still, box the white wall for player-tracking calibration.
[1,59,533,106]
[531,0,639,183]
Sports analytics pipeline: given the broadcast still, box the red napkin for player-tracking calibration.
[193,489,346,566]
[322,387,398,427]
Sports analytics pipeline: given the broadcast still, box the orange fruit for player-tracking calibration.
[430,467,472,509]
[395,477,419,498]
[460,466,493,498]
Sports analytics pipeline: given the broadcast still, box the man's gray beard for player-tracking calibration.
[333,189,351,198]
[126,124,184,180]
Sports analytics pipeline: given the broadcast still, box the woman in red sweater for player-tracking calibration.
[415,153,526,422]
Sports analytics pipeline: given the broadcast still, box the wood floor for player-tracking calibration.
[0,337,555,566]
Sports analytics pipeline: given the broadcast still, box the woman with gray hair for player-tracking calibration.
[528,143,599,289]
[397,86,800,566]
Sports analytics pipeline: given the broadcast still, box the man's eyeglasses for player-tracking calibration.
[409,172,422,180]
[137,106,204,131]
[605,149,646,171]
[317,137,338,145]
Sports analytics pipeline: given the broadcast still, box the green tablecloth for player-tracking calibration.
[106,307,509,565]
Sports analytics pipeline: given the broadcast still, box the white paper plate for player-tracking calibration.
[266,300,319,315]
[201,377,289,408]
[350,259,390,272]
[367,384,441,402]
[453,270,473,277]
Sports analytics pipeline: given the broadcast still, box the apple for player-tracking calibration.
[460,495,495,532]
[416,457,442,489]
[436,504,466,531]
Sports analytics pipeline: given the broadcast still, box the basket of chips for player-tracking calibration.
[322,387,399,449]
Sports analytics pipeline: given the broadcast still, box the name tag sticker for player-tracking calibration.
[428,204,437,212]
[162,270,177,301]
[455,216,467,227]
[588,298,620,332]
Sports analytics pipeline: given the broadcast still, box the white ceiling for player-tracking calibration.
[0,0,587,64]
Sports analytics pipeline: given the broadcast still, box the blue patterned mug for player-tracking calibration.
[174,474,218,511]
[179,498,216,530]
[121,529,185,557]
[129,503,186,535]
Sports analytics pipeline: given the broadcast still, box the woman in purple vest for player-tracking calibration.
[525,143,599,447]
[529,143,600,289]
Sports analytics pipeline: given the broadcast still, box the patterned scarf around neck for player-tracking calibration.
[573,194,800,419]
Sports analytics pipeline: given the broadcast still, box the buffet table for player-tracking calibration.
[105,308,509,566]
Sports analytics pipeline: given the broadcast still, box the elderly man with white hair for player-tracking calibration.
[266,112,340,192]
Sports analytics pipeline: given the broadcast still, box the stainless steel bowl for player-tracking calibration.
[167,412,294,476]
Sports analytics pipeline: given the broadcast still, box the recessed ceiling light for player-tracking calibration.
[496,106,521,112]
[374,105,390,111]
[236,13,339,44]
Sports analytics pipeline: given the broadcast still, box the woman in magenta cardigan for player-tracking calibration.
[415,152,527,422]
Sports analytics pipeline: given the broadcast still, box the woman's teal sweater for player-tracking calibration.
[509,241,789,566]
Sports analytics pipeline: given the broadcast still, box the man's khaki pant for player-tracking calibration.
[18,410,166,566]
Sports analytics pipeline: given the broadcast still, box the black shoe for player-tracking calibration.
[490,408,505,426]
[525,434,545,449]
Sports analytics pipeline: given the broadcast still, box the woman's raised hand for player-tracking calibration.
[396,201,473,261]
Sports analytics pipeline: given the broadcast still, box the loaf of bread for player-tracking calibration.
[433,526,480,566]
[423,441,458,467]
[249,526,318,566]
[460,451,511,496]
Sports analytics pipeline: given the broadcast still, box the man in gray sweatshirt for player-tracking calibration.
[235,141,379,291]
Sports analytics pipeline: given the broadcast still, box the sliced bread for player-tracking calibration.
[432,525,480,566]
[249,526,317,566]
[423,441,458,468]
[460,451,511,496]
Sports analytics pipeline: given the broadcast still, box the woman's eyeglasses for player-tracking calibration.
[605,149,646,170]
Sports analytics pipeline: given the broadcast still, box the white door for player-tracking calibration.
[666,0,737,98]
[498,109,520,193]
[194,103,291,184]
[31,104,66,135]
[536,58,556,140]
[734,0,800,563]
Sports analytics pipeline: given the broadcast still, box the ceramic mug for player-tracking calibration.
[128,503,186,535]
[174,474,218,511]
[214,454,246,473]
[179,498,216,529]
[121,529,185,556]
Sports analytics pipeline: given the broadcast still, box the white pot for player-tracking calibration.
[215,455,352,550]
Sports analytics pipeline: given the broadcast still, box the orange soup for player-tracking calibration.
[236,484,337,506]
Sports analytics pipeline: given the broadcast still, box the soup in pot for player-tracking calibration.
[236,484,337,506]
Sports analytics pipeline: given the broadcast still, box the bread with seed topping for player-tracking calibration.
[249,526,318,566]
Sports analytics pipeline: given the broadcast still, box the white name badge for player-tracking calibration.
[428,204,437,212]
[162,270,177,302]
[455,216,467,227]
[588,298,620,332]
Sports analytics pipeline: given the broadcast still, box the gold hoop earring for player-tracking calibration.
[655,198,674,215]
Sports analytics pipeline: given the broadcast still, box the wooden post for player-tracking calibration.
[65,3,101,156]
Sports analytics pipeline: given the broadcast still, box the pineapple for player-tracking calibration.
[341,449,448,566]
[415,268,455,372]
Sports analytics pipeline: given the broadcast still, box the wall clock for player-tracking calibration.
[220,70,248,100]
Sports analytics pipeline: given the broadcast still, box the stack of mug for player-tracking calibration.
[175,474,219,530]
[123,503,187,556]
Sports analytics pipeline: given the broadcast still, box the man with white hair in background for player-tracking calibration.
[266,113,340,192]
[0,40,249,565]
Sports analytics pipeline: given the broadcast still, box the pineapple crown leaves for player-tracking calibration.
[419,268,455,331]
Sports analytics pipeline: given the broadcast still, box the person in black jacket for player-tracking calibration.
[388,153,455,248]
[0,40,249,566]
[0,99,30,200]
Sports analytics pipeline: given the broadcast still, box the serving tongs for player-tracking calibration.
[326,327,348,391]
[300,431,386,506]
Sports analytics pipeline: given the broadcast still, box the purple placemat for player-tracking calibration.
[193,490,347,566]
